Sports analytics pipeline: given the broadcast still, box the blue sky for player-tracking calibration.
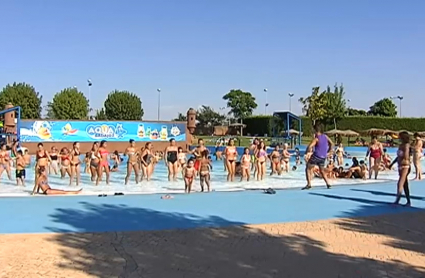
[0,0,424,120]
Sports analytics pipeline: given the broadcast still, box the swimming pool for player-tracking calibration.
[0,147,421,197]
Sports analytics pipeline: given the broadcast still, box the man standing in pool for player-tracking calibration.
[191,138,209,172]
[302,122,333,190]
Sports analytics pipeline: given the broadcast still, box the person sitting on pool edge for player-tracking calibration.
[32,166,82,195]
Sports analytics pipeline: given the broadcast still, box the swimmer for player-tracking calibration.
[240,147,251,181]
[199,150,212,192]
[140,142,154,181]
[191,138,208,173]
[224,139,238,182]
[177,147,186,169]
[269,145,281,176]
[294,147,301,165]
[60,147,72,179]
[335,143,344,166]
[110,150,121,172]
[412,132,423,180]
[183,159,196,193]
[124,139,140,184]
[389,131,412,206]
[35,143,51,185]
[165,138,179,181]
[96,140,110,185]
[49,146,59,175]
[256,141,268,181]
[15,150,26,186]
[89,142,100,181]
[32,166,82,195]
[0,144,12,180]
[70,142,81,186]
[365,136,384,179]
[281,143,291,173]
[23,149,31,166]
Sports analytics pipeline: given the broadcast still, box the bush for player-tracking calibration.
[244,116,425,137]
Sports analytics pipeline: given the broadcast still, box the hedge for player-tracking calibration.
[244,116,425,137]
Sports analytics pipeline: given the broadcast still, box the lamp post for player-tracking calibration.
[390,96,403,117]
[87,79,92,119]
[157,88,161,121]
[288,93,295,112]
[264,88,269,115]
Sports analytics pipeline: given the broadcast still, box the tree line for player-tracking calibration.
[0,82,398,125]
[173,84,399,131]
[0,82,143,120]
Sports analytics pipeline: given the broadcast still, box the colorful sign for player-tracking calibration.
[19,121,186,143]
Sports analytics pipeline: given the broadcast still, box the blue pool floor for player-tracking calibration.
[2,180,425,234]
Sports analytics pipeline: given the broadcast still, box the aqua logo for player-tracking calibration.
[86,123,127,139]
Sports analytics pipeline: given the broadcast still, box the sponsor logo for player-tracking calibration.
[86,123,127,139]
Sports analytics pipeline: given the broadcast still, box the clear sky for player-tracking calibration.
[0,0,424,120]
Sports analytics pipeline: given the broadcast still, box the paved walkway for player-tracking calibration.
[1,212,425,278]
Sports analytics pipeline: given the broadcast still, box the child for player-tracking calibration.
[178,147,186,169]
[183,159,196,193]
[23,149,31,166]
[199,150,212,192]
[15,150,26,186]
[84,152,91,174]
[294,147,301,165]
[240,147,251,181]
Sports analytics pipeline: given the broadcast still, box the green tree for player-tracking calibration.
[368,98,397,117]
[47,87,89,120]
[94,108,108,120]
[172,112,187,122]
[347,108,368,116]
[0,82,42,119]
[298,87,327,125]
[223,89,257,135]
[197,105,226,127]
[323,83,347,129]
[103,90,144,120]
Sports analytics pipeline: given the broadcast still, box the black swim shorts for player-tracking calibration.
[308,155,326,167]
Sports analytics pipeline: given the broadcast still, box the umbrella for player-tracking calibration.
[417,131,425,137]
[397,130,413,135]
[361,128,387,136]
[383,129,397,135]
[325,129,344,136]
[340,129,359,137]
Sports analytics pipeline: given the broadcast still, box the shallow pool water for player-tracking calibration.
[0,149,421,197]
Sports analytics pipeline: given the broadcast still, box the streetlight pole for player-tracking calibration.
[288,93,294,112]
[390,96,403,117]
[87,79,92,119]
[264,88,268,115]
[157,88,161,121]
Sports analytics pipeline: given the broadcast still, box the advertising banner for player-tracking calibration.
[19,121,186,143]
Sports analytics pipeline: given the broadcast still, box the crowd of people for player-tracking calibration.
[1,125,423,201]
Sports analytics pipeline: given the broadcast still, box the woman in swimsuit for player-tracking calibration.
[124,139,140,184]
[35,143,51,185]
[240,147,251,181]
[389,132,412,206]
[165,138,179,181]
[224,139,238,182]
[192,138,207,173]
[250,138,259,173]
[32,166,82,195]
[335,143,344,166]
[70,142,81,186]
[281,143,291,173]
[59,147,72,179]
[270,145,281,176]
[412,132,423,180]
[183,159,196,193]
[96,140,110,185]
[89,142,100,181]
[49,146,59,175]
[256,141,267,181]
[365,136,384,179]
[140,142,154,181]
[0,144,12,181]
[177,147,186,170]
[199,150,212,192]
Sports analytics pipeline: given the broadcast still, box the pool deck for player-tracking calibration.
[1,180,425,277]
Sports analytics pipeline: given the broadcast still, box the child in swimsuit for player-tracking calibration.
[183,159,196,193]
[240,147,251,181]
[178,147,186,169]
[199,150,212,192]
[294,148,301,165]
[15,150,26,186]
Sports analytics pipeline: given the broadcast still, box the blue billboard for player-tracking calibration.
[19,121,186,143]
